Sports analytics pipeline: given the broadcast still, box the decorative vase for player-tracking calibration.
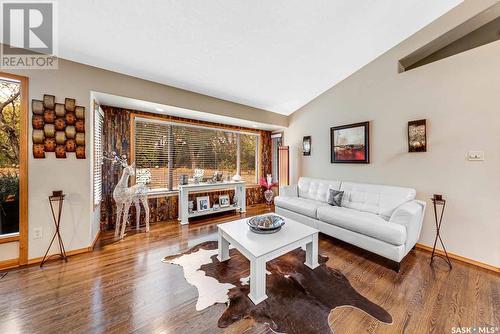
[264,189,274,206]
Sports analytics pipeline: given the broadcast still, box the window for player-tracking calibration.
[239,133,258,184]
[134,117,259,190]
[0,77,21,235]
[134,121,172,189]
[93,106,104,205]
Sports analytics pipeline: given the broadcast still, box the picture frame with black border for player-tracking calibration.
[330,121,369,163]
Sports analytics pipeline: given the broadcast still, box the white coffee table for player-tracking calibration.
[217,215,320,305]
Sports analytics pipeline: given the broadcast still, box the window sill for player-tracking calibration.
[146,188,179,197]
[0,233,19,244]
[145,184,260,197]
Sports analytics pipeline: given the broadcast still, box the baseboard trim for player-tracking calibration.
[0,258,20,270]
[415,243,499,273]
[27,246,91,265]
[26,233,101,266]
[89,231,101,251]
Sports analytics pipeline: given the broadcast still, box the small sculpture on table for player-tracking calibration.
[213,171,223,183]
[193,169,204,184]
[105,152,150,240]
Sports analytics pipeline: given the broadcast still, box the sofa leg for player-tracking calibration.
[389,260,401,273]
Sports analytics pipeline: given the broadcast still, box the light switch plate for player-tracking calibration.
[467,151,484,161]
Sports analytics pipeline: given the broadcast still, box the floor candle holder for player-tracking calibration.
[40,193,68,267]
[430,197,452,269]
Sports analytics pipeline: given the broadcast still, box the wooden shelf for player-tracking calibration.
[189,206,240,218]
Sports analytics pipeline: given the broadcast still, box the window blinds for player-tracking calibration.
[239,133,258,184]
[93,108,104,205]
[134,117,259,190]
[134,121,172,188]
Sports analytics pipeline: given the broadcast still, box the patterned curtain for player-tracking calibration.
[100,106,130,230]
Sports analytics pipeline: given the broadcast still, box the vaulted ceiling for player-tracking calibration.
[57,0,461,115]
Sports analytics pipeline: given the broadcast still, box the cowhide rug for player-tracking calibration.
[163,241,392,333]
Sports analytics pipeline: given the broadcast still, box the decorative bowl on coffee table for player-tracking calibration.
[247,214,285,234]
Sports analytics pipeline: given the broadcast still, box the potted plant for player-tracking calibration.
[0,170,19,234]
[259,174,277,207]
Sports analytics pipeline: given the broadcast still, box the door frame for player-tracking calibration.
[0,72,29,266]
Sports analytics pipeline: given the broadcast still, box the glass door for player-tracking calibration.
[0,73,28,268]
[0,78,21,236]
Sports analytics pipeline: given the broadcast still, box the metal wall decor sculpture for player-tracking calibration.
[408,119,427,152]
[105,152,150,239]
[31,94,86,159]
[303,136,311,156]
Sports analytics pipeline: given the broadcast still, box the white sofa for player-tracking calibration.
[274,177,426,270]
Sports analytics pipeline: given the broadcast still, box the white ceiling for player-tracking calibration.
[60,1,461,115]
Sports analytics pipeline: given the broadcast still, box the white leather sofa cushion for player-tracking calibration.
[279,184,298,198]
[298,177,342,203]
[340,182,416,220]
[317,206,406,246]
[274,196,328,219]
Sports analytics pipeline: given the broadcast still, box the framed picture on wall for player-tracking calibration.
[303,136,311,156]
[408,119,426,152]
[330,121,369,163]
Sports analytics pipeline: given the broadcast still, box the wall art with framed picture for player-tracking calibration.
[302,136,311,156]
[330,121,369,163]
[196,196,210,212]
[408,119,427,152]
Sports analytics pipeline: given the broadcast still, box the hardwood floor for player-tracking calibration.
[0,204,498,334]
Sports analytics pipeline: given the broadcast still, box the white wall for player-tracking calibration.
[5,58,286,260]
[285,1,500,267]
[0,242,18,261]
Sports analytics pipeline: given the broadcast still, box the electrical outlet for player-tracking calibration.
[33,227,42,240]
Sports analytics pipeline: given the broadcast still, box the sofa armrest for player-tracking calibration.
[279,184,298,197]
[389,200,426,251]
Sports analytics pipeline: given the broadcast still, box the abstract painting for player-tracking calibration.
[331,121,369,163]
[408,119,426,152]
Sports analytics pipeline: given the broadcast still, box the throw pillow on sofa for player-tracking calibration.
[328,189,344,206]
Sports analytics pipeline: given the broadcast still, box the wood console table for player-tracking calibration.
[178,181,246,225]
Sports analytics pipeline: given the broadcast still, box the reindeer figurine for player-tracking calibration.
[106,153,150,239]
